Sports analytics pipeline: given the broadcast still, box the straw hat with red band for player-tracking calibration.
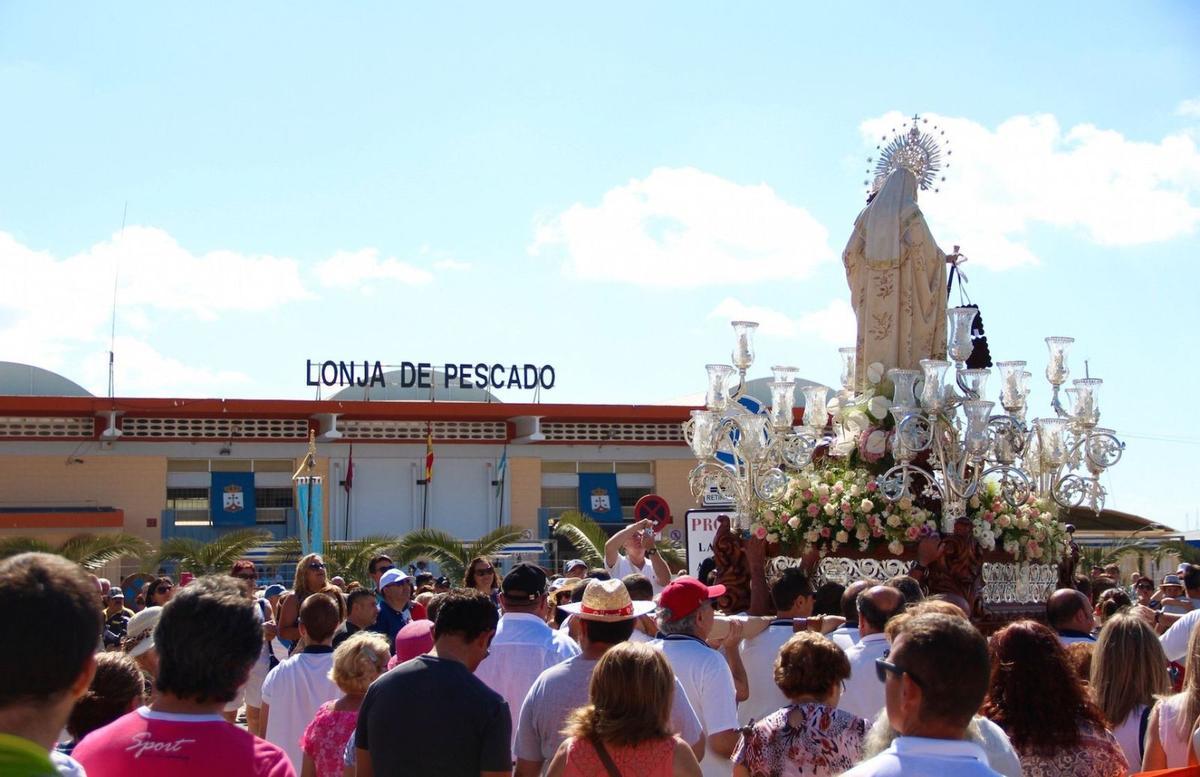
[560,579,656,623]
[658,576,726,621]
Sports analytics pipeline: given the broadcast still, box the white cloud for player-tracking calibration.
[860,112,1200,269]
[313,249,434,290]
[529,166,833,286]
[432,258,472,271]
[708,298,855,345]
[1178,98,1200,118]
[0,227,327,395]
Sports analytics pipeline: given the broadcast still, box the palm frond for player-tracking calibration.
[551,511,609,568]
[320,536,401,584]
[654,538,686,571]
[157,529,272,576]
[266,537,303,567]
[467,525,525,559]
[0,536,55,561]
[392,525,523,583]
[56,534,152,570]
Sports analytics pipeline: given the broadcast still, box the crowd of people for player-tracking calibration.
[6,520,1200,776]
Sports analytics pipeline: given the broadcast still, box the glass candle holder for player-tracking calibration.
[1045,337,1075,386]
[958,368,991,400]
[919,359,951,411]
[1035,418,1070,467]
[705,364,734,411]
[734,414,769,459]
[890,406,914,460]
[731,321,759,371]
[769,381,796,429]
[1072,378,1102,426]
[838,347,857,393]
[996,361,1028,412]
[771,365,799,385]
[947,307,977,364]
[963,400,995,457]
[801,385,829,431]
[688,410,718,458]
[888,369,921,408]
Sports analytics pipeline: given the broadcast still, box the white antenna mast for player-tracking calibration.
[107,202,127,399]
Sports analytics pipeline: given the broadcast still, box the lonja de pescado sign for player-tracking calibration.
[306,360,556,391]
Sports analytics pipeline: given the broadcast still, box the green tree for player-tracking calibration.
[0,532,151,571]
[268,536,400,586]
[156,529,273,576]
[391,525,524,584]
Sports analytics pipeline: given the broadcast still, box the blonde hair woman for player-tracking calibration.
[276,553,346,644]
[298,632,390,777]
[1090,612,1169,772]
[1143,620,1200,770]
[546,642,700,777]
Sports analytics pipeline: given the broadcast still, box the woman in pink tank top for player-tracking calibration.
[546,642,700,777]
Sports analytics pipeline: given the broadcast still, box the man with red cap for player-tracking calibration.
[652,576,741,777]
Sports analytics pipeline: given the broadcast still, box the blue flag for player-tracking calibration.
[578,472,621,523]
[210,472,256,526]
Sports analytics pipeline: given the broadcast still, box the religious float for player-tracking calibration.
[683,116,1124,630]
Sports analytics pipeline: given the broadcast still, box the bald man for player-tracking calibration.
[839,585,906,720]
[1046,588,1096,645]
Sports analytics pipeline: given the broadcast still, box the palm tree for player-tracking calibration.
[0,532,151,571]
[268,535,399,585]
[551,510,686,571]
[156,529,273,576]
[391,525,524,584]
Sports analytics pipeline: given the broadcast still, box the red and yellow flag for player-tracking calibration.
[424,424,434,483]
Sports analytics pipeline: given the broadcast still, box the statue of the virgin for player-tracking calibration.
[842,118,951,387]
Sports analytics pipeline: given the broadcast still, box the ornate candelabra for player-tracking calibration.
[684,311,1125,532]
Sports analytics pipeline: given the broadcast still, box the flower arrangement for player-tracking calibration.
[965,480,1067,562]
[749,463,938,558]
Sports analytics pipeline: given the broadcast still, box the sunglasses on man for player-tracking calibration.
[875,658,924,688]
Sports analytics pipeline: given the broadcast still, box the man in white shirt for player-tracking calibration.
[738,567,815,725]
[1160,605,1200,662]
[839,585,906,721]
[651,576,741,777]
[513,578,704,776]
[475,563,580,754]
[605,518,671,593]
[261,591,342,771]
[1046,588,1097,645]
[842,613,1000,776]
[828,579,871,651]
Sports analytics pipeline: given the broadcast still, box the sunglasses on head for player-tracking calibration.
[875,658,923,688]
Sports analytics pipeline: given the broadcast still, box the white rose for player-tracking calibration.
[804,530,820,543]
[823,503,836,516]
[888,540,904,555]
[849,484,862,497]
[898,496,913,511]
[864,429,888,457]
[868,395,891,420]
[997,515,1011,528]
[856,525,870,541]
[844,410,870,435]
[816,483,830,497]
[795,476,811,491]
[886,514,902,527]
[836,530,849,543]
[860,499,875,513]
[867,362,885,384]
[787,514,802,529]
[766,533,779,544]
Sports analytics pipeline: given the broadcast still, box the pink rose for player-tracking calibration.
[833,483,844,494]
[753,525,768,540]
[982,511,994,523]
[842,516,855,530]
[871,526,884,537]
[905,526,921,541]
[802,490,814,500]
[820,527,831,538]
[866,481,878,492]
[807,504,820,517]
[819,495,829,505]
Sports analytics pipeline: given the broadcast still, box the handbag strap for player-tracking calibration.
[589,737,623,777]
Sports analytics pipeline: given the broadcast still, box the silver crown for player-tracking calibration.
[865,114,950,195]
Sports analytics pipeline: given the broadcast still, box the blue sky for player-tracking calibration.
[2,3,1198,528]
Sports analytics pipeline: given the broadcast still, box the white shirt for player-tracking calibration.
[839,632,891,721]
[609,555,665,593]
[651,633,739,777]
[829,624,860,652]
[1161,608,1200,663]
[738,621,795,725]
[261,648,340,771]
[841,735,1003,777]
[1111,703,1149,774]
[474,612,581,753]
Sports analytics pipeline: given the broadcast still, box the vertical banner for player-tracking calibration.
[296,479,311,555]
[210,472,256,526]
[577,472,621,522]
[296,477,324,557]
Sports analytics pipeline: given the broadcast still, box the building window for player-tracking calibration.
[255,488,295,509]
[166,488,209,512]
